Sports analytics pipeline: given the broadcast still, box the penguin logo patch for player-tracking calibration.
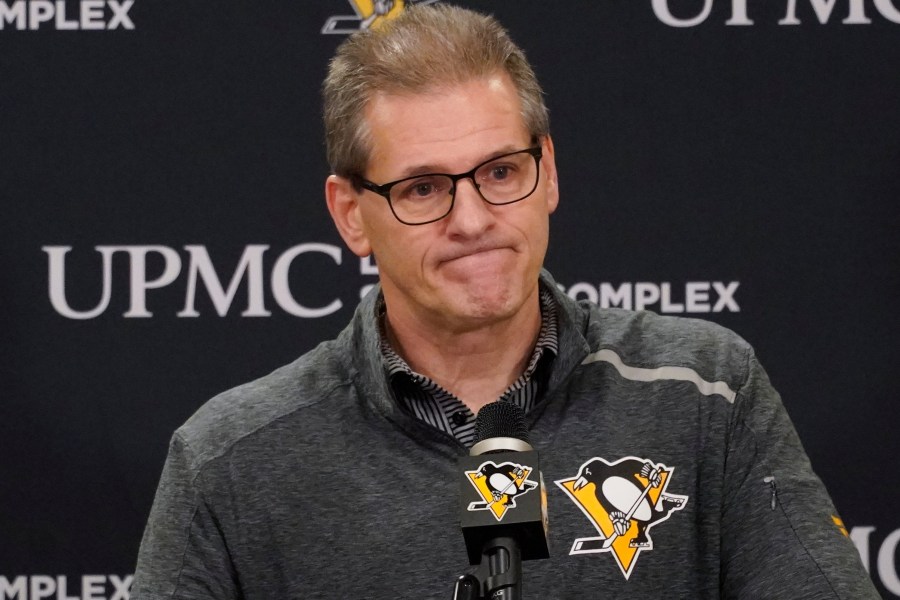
[555,456,688,579]
[466,461,538,521]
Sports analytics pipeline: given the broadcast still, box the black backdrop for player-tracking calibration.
[2,0,898,597]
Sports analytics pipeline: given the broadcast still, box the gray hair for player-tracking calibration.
[322,3,549,178]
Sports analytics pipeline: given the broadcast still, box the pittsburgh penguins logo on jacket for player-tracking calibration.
[556,456,688,579]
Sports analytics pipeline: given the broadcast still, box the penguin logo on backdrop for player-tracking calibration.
[322,0,442,34]
[556,456,688,579]
[466,461,538,521]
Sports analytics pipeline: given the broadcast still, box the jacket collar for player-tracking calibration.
[342,269,592,445]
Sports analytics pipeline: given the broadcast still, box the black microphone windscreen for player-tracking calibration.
[474,402,529,445]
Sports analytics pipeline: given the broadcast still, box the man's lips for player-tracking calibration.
[438,246,510,265]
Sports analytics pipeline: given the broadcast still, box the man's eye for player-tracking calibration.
[397,177,445,201]
[491,166,510,180]
[484,163,521,183]
[413,183,435,196]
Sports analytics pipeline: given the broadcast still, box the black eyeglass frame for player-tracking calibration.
[351,146,543,226]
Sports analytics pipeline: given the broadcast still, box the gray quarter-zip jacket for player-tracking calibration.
[133,271,877,599]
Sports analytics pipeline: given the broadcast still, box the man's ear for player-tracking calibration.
[325,175,372,257]
[541,135,560,215]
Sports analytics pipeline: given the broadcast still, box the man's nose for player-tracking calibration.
[446,177,494,236]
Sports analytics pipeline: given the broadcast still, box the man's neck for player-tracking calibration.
[383,289,543,414]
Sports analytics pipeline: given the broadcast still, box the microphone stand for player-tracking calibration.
[452,535,522,600]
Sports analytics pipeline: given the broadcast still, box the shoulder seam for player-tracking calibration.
[186,379,352,469]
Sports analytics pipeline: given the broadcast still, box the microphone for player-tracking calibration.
[456,402,549,600]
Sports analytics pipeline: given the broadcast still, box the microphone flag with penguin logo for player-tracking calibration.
[465,460,538,521]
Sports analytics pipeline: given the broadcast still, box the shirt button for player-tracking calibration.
[451,411,468,427]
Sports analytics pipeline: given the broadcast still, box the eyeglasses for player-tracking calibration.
[352,146,543,225]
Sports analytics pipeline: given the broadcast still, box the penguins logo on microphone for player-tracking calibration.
[466,461,538,521]
[555,456,688,579]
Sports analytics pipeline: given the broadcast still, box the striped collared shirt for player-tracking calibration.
[379,287,559,447]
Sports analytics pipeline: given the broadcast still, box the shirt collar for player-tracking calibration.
[378,285,558,388]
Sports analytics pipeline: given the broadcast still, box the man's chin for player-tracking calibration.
[439,287,520,326]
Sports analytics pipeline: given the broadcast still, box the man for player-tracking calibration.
[133,5,877,598]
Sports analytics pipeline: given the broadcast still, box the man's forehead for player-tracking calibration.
[361,74,530,175]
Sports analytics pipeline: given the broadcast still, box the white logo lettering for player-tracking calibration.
[0,0,134,31]
[358,255,378,298]
[28,0,52,29]
[567,281,740,314]
[55,0,77,28]
[106,0,132,28]
[874,0,900,20]
[651,0,714,27]
[0,576,26,599]
[108,576,132,600]
[270,243,343,318]
[178,245,271,317]
[780,0,863,23]
[600,282,631,310]
[45,248,743,319]
[651,0,899,26]
[0,575,132,600]
[44,244,358,319]
[0,0,26,28]
[82,575,105,600]
[44,246,115,319]
[850,526,900,595]
[120,246,181,317]
[726,0,755,24]
[55,575,78,600]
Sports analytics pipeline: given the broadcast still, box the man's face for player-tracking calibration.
[330,73,558,333]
